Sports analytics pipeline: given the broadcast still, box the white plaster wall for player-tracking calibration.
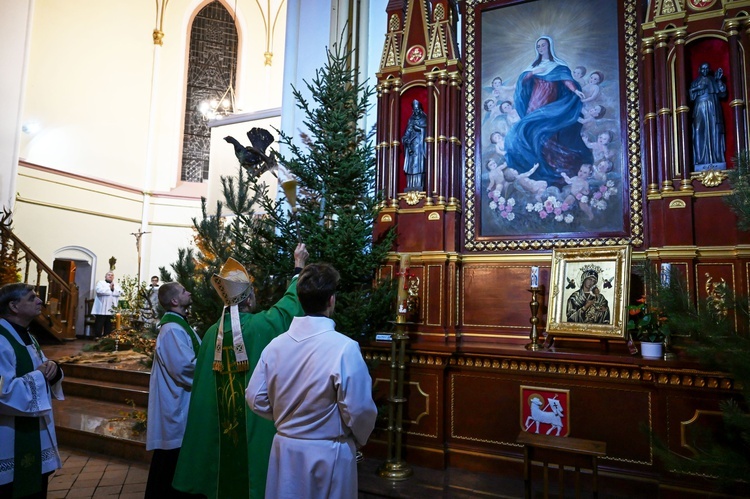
[19,0,287,192]
[13,164,200,291]
[8,0,288,287]
[20,1,154,186]
[0,0,33,211]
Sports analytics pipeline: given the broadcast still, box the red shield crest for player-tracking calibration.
[520,386,570,437]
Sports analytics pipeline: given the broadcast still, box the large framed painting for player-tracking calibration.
[547,245,631,339]
[463,0,643,251]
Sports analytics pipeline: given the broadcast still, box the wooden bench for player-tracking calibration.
[516,431,606,499]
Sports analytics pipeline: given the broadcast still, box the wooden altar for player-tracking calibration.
[364,1,750,496]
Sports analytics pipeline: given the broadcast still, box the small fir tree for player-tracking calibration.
[725,151,750,230]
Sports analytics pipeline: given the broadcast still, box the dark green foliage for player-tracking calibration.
[725,151,750,231]
[646,265,750,489]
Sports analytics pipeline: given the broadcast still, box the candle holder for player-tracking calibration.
[379,254,415,481]
[377,319,413,481]
[526,287,541,351]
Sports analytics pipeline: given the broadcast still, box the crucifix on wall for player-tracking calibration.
[131,229,151,281]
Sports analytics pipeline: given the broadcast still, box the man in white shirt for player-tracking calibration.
[246,263,377,499]
[145,282,201,498]
[0,283,64,498]
[91,271,122,337]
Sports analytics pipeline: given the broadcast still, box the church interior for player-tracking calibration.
[2,0,750,497]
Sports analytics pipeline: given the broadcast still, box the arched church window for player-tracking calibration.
[181,1,238,182]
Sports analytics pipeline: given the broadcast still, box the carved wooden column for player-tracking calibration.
[390,78,402,205]
[448,72,462,206]
[425,72,437,205]
[726,19,747,154]
[673,28,693,192]
[377,82,390,203]
[654,31,674,192]
[642,37,660,195]
[436,70,449,205]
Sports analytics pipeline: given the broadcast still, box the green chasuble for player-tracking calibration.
[0,323,43,498]
[173,277,303,499]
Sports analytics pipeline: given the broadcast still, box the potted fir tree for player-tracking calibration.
[628,298,670,359]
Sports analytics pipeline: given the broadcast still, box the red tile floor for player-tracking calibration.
[48,447,149,499]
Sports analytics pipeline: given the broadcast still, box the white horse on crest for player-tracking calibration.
[524,394,564,436]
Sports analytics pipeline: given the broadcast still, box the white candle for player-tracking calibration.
[531,266,539,288]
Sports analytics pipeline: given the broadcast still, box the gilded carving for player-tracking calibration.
[419,351,737,391]
[704,272,729,320]
[668,199,687,209]
[693,169,727,187]
[403,191,425,205]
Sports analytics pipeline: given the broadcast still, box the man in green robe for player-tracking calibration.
[173,244,308,498]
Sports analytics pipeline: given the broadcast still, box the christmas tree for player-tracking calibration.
[163,37,395,338]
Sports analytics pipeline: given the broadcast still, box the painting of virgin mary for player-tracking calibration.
[505,36,592,186]
[478,0,626,238]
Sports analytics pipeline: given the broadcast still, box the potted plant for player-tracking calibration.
[627,297,670,359]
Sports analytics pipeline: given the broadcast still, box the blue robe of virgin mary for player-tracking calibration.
[505,39,593,188]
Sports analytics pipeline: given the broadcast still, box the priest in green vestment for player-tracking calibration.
[173,244,308,499]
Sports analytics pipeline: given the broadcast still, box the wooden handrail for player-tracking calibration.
[0,225,77,341]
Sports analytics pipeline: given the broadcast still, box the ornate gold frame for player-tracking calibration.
[462,0,643,251]
[547,245,631,339]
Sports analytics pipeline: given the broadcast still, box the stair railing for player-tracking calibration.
[0,224,78,341]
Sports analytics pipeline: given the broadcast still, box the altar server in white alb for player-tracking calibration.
[0,283,64,498]
[246,263,377,499]
[91,271,123,337]
[145,282,202,498]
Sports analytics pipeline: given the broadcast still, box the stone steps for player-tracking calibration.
[53,360,152,463]
[62,364,149,408]
[53,395,151,463]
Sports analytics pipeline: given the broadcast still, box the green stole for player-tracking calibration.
[215,314,250,498]
[0,323,43,498]
[159,312,200,356]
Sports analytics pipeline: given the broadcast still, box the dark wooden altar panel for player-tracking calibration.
[693,196,740,247]
[461,264,548,335]
[448,370,653,466]
[425,263,443,326]
[663,392,726,460]
[661,196,696,247]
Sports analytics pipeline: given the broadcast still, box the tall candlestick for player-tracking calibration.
[115,312,122,331]
[530,266,539,288]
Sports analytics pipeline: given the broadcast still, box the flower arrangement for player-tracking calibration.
[627,297,670,343]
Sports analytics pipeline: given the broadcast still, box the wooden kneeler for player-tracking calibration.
[516,431,606,499]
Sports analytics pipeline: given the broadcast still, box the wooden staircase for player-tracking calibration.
[54,362,152,463]
[1,217,78,342]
